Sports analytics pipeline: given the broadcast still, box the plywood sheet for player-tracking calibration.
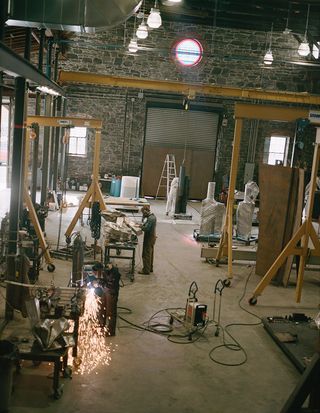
[256,164,293,277]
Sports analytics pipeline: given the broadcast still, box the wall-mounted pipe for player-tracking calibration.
[121,90,129,174]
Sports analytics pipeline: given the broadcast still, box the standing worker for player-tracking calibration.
[103,263,121,336]
[139,205,157,275]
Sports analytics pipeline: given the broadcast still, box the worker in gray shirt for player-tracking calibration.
[139,205,157,275]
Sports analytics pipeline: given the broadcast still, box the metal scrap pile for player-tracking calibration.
[102,212,141,243]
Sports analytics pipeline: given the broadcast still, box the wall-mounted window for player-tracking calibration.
[173,38,203,67]
[68,127,87,156]
[263,135,289,165]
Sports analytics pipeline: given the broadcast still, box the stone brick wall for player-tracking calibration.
[54,19,317,196]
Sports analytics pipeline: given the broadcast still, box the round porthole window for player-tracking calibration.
[174,38,203,67]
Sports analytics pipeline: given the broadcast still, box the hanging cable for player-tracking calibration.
[89,201,101,240]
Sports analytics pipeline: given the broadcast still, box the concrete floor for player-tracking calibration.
[0,193,319,413]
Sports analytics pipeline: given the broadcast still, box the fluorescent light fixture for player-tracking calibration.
[168,0,182,3]
[36,85,60,96]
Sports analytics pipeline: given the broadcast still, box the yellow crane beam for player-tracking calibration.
[26,115,102,129]
[58,70,320,105]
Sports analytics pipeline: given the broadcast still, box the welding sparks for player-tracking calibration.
[75,288,112,375]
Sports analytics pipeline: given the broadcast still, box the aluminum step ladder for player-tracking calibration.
[155,154,177,199]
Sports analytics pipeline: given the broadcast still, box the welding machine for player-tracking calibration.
[185,300,207,327]
[184,281,207,329]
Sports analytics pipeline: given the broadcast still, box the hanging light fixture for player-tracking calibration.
[147,0,162,29]
[136,0,148,39]
[283,6,292,35]
[128,15,138,53]
[167,0,182,3]
[128,36,138,53]
[312,42,320,59]
[298,4,310,57]
[264,24,274,65]
[136,20,148,39]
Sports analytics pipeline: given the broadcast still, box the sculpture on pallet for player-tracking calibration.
[236,181,259,241]
[166,177,179,217]
[199,182,225,237]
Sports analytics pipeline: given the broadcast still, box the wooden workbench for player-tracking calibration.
[104,197,150,207]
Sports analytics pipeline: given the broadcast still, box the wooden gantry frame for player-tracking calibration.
[57,71,320,302]
[214,103,320,303]
[249,131,320,304]
[25,116,105,261]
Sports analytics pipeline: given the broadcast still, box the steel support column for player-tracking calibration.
[31,29,45,204]
[40,95,52,205]
[51,47,61,190]
[5,77,26,320]
[52,97,62,190]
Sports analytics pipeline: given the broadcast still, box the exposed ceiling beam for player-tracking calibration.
[0,41,65,96]
[58,70,320,105]
[26,115,102,128]
[234,103,309,121]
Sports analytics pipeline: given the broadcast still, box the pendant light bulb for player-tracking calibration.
[147,7,162,28]
[298,5,311,57]
[264,50,273,65]
[264,24,274,65]
[312,42,320,59]
[298,38,310,56]
[136,21,148,39]
[128,37,138,53]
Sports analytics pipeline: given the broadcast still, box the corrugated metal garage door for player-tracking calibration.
[142,107,220,199]
[145,107,219,150]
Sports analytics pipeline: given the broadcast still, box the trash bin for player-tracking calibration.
[0,340,18,413]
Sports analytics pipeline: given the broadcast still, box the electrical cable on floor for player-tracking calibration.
[117,305,208,343]
[116,266,261,352]
[208,266,262,367]
[117,306,177,335]
[167,320,210,344]
[145,307,208,343]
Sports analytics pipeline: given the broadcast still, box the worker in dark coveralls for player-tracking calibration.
[139,205,157,275]
[94,262,121,336]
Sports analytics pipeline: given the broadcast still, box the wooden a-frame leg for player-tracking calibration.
[65,183,93,238]
[251,222,306,299]
[309,225,320,256]
[93,181,107,211]
[215,214,228,262]
[24,190,54,266]
[227,202,233,278]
